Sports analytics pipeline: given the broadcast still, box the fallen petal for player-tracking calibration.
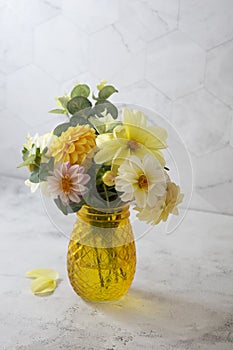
[30,277,56,295]
[26,268,59,280]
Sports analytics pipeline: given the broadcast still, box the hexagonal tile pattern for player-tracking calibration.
[110,50,145,89]
[0,0,232,216]
[34,16,88,82]
[112,23,145,55]
[113,80,172,118]
[180,0,233,49]
[8,0,61,27]
[172,89,232,157]
[193,145,233,214]
[193,146,233,188]
[89,26,131,80]
[197,180,233,215]
[6,65,58,125]
[0,7,33,73]
[62,0,118,34]
[205,40,233,108]
[117,0,179,43]
[146,31,206,99]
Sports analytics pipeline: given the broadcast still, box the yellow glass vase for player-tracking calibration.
[67,205,136,301]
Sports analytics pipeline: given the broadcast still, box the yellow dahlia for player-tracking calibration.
[48,125,96,165]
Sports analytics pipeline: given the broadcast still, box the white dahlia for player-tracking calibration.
[115,154,167,208]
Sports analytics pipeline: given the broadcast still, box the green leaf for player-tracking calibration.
[67,96,92,115]
[49,108,66,115]
[54,196,84,215]
[92,92,98,101]
[22,147,29,161]
[94,100,118,119]
[71,84,90,98]
[70,115,93,128]
[17,154,36,168]
[53,122,70,137]
[67,200,85,213]
[42,147,48,156]
[70,107,94,127]
[29,168,40,183]
[72,106,92,120]
[54,197,68,215]
[39,158,54,181]
[57,96,70,109]
[98,85,118,100]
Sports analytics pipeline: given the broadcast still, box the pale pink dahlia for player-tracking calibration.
[47,162,90,205]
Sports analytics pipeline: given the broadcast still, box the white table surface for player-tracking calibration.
[1,177,233,350]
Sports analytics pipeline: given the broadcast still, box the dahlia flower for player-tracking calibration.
[48,125,96,166]
[94,108,167,169]
[47,162,90,205]
[115,154,167,208]
[135,182,184,225]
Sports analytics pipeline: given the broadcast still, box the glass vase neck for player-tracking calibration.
[77,204,130,223]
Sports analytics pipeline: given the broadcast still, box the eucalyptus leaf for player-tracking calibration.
[71,84,90,98]
[54,196,84,215]
[53,122,70,137]
[71,106,92,121]
[39,158,54,181]
[49,108,66,115]
[54,197,68,215]
[29,168,40,183]
[67,96,92,115]
[98,85,118,100]
[70,114,93,127]
[67,199,85,213]
[94,100,118,119]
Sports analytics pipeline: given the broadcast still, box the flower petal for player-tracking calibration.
[134,189,147,208]
[68,192,81,203]
[30,277,56,295]
[26,268,59,280]
[122,108,146,128]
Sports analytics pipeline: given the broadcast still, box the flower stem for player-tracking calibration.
[94,247,104,287]
[103,183,110,208]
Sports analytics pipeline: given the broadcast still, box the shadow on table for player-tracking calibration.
[87,287,227,338]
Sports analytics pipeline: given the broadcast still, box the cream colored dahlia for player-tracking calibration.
[135,182,184,225]
[48,125,96,165]
[159,182,184,222]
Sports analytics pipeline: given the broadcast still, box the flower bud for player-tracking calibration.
[102,170,116,187]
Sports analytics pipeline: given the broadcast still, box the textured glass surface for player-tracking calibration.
[67,205,136,301]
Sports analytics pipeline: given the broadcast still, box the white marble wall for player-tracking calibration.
[0,0,233,214]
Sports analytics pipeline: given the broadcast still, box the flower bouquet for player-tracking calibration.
[19,81,183,301]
